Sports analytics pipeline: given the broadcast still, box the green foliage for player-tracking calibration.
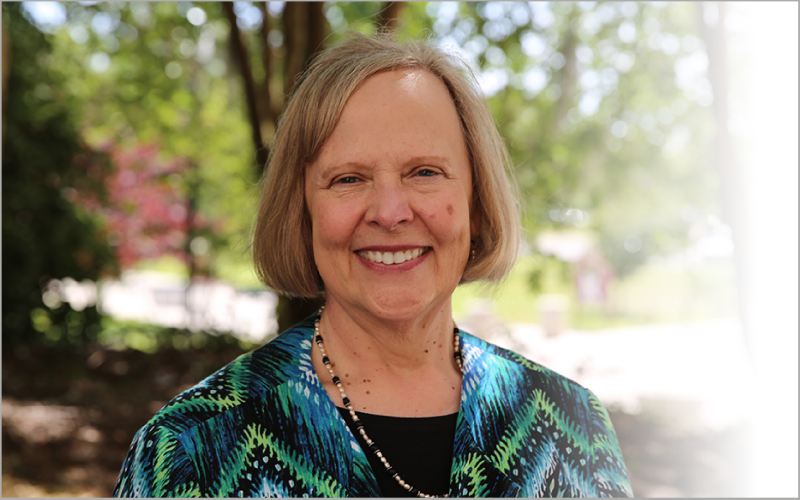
[2,3,116,348]
[607,258,738,323]
[452,253,573,325]
[326,2,385,37]
[527,253,571,295]
[367,2,718,279]
[42,1,258,274]
[3,2,257,348]
[97,316,261,354]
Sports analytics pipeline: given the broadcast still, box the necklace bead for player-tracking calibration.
[314,307,463,498]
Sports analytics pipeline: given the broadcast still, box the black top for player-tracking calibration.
[337,407,459,497]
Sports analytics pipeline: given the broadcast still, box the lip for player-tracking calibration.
[354,246,431,271]
[354,245,427,252]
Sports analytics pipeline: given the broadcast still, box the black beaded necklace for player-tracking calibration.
[313,307,464,498]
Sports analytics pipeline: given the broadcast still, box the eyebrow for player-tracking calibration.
[319,155,453,178]
[404,155,452,169]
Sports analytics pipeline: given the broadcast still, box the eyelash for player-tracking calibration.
[416,168,438,177]
[331,168,441,186]
[335,176,360,185]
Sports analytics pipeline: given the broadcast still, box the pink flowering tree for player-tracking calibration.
[72,143,219,271]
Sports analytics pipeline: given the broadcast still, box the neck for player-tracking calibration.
[320,297,456,370]
[312,298,463,417]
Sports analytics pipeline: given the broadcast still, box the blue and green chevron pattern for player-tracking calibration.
[114,314,632,497]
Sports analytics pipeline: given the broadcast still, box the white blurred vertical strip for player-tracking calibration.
[737,2,799,496]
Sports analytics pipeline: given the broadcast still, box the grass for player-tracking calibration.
[97,316,261,354]
[453,254,739,331]
[568,306,657,330]
[134,251,263,289]
[452,255,542,324]
[212,250,264,289]
[133,254,188,276]
[607,258,738,324]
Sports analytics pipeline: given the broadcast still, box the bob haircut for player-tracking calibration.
[253,32,521,298]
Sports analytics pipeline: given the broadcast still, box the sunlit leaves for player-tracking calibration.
[376,1,719,276]
[34,2,257,273]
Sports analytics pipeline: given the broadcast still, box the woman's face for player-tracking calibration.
[305,69,476,322]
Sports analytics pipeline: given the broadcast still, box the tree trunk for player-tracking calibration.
[308,3,328,58]
[276,295,325,332]
[224,1,329,333]
[275,1,328,331]
[222,2,269,171]
[224,1,330,332]
[377,2,406,33]
[184,160,198,330]
[698,2,751,358]
[283,2,328,93]
[2,27,11,142]
[282,2,309,93]
[257,2,274,133]
[554,25,578,136]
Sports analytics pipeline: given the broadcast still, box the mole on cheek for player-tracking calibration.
[447,204,454,215]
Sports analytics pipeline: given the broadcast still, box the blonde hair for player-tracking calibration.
[253,32,521,298]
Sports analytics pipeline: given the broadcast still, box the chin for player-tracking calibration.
[364,291,444,320]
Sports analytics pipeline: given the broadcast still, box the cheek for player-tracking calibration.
[428,204,454,220]
[312,203,359,250]
[426,199,471,244]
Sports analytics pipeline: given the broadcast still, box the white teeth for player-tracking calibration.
[359,248,426,265]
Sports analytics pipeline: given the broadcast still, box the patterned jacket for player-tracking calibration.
[114,314,633,497]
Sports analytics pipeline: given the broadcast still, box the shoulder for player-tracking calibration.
[461,331,621,447]
[460,330,593,402]
[146,315,317,435]
[458,331,633,498]
[115,313,363,497]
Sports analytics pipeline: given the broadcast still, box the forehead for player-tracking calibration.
[312,69,467,166]
[346,68,455,117]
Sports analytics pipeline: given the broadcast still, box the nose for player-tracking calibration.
[365,180,413,231]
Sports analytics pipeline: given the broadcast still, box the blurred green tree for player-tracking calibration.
[361,2,718,281]
[41,2,255,270]
[2,3,117,348]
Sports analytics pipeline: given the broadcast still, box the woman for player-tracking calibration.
[114,33,632,498]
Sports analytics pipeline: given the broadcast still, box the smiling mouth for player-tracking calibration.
[357,247,430,265]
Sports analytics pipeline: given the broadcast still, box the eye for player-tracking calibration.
[334,175,360,185]
[415,168,440,178]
